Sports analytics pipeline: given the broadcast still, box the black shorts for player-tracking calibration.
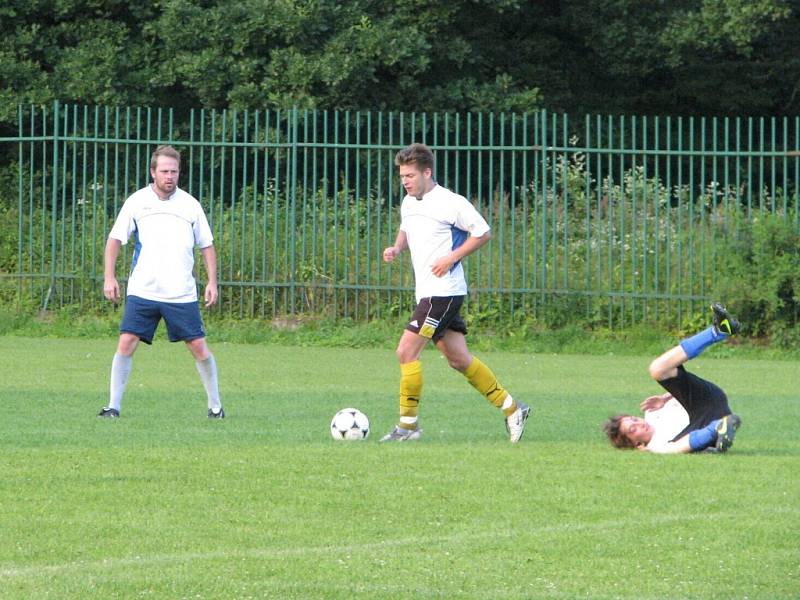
[657,365,732,442]
[405,296,468,343]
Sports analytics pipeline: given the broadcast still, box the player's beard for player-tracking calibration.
[407,183,425,201]
[153,180,176,198]
[413,178,435,201]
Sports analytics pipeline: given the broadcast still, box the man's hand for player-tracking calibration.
[431,255,456,277]
[103,277,120,304]
[204,283,218,307]
[429,232,489,278]
[640,394,669,413]
[383,246,401,263]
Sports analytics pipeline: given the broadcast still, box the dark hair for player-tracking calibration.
[602,415,637,449]
[394,143,434,172]
[150,145,181,170]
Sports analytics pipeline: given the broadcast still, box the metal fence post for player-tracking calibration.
[290,106,299,315]
[42,100,60,311]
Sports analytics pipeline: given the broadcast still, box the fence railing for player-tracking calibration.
[1,102,798,328]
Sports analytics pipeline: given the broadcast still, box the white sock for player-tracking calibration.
[109,353,133,411]
[196,355,222,411]
[501,394,514,411]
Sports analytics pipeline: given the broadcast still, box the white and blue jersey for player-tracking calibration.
[108,185,214,303]
[399,184,490,303]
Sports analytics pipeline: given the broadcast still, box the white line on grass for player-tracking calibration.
[0,508,795,580]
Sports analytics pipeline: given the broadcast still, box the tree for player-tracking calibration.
[557,0,799,116]
[0,0,798,129]
[0,1,161,125]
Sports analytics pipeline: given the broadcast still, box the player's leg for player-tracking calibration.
[435,329,530,443]
[678,301,739,361]
[649,302,740,381]
[380,329,428,441]
[648,344,690,381]
[163,300,224,418]
[185,337,224,418]
[435,330,509,408]
[100,296,158,418]
[382,297,457,441]
[99,333,139,418]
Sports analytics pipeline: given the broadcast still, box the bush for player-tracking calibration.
[713,211,800,346]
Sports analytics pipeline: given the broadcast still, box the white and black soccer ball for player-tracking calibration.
[330,408,370,441]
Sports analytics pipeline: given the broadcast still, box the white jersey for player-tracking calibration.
[400,184,490,302]
[645,398,690,454]
[108,185,214,303]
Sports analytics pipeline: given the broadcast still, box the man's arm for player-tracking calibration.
[103,238,122,303]
[639,392,673,413]
[383,230,408,263]
[430,231,491,277]
[200,244,218,307]
[648,434,693,454]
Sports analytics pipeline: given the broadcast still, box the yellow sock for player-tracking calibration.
[399,360,422,430]
[463,356,516,416]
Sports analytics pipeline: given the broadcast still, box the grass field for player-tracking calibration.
[1,335,798,599]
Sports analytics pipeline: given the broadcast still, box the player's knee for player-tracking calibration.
[186,338,210,360]
[117,334,139,356]
[446,355,470,372]
[648,359,664,381]
[396,347,414,363]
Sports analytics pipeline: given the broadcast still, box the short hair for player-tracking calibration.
[602,415,637,449]
[150,145,181,171]
[395,143,434,172]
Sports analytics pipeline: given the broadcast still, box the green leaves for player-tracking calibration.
[0,1,798,124]
[0,0,548,119]
[663,0,792,58]
[713,211,800,344]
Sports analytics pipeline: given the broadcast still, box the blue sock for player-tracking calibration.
[679,326,727,359]
[688,419,721,451]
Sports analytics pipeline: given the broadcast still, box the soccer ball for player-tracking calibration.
[330,408,370,441]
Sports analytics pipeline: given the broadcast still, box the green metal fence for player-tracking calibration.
[2,101,798,328]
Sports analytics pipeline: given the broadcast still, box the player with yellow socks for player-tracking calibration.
[380,143,530,442]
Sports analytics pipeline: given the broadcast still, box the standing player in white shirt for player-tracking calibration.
[98,145,224,419]
[380,143,530,442]
[603,303,742,453]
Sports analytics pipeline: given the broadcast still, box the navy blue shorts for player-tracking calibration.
[120,295,206,344]
[406,296,468,342]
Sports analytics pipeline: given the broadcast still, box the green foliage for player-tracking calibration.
[0,205,18,271]
[0,0,545,126]
[0,0,160,124]
[663,0,792,57]
[654,0,798,114]
[713,211,800,346]
[2,0,798,126]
